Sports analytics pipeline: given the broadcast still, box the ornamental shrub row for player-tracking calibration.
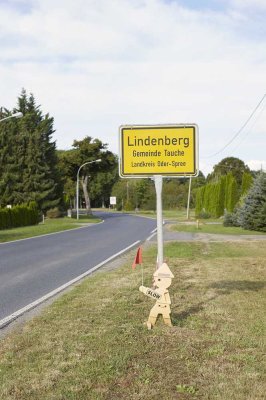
[195,172,241,218]
[0,202,39,230]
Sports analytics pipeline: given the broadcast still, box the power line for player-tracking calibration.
[203,93,266,159]
[230,102,266,153]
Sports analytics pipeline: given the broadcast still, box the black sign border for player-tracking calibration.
[119,124,198,178]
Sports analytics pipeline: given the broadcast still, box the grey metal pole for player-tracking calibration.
[186,176,192,220]
[126,181,129,201]
[76,170,80,220]
[154,175,163,268]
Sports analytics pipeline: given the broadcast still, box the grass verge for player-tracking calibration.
[171,222,265,235]
[136,209,194,220]
[0,241,265,399]
[0,215,101,243]
[95,208,192,220]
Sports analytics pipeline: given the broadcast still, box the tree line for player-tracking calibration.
[0,90,265,233]
[0,90,118,215]
[195,157,253,219]
[0,89,205,215]
[194,157,265,232]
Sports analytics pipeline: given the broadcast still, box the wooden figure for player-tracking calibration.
[139,262,174,329]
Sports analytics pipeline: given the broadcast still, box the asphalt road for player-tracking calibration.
[0,212,156,323]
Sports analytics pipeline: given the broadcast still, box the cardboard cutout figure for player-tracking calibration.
[139,263,174,329]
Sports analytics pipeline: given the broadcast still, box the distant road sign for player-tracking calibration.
[119,124,198,178]
[110,196,116,205]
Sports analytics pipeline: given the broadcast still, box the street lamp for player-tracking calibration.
[0,112,23,123]
[76,159,101,220]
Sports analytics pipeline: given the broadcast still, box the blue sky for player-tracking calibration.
[0,0,266,174]
[166,0,228,11]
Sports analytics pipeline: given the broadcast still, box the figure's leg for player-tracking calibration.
[162,313,172,327]
[147,314,158,328]
[146,307,159,329]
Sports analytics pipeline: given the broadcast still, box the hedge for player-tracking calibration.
[0,203,39,230]
[195,173,240,218]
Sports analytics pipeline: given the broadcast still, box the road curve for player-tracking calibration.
[0,212,156,324]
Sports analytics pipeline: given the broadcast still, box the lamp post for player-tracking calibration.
[76,159,101,220]
[0,112,23,123]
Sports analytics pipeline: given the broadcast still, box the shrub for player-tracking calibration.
[223,212,234,227]
[46,207,63,218]
[0,203,39,230]
[198,210,211,219]
[123,200,134,211]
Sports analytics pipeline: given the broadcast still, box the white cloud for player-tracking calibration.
[231,0,266,11]
[0,0,266,177]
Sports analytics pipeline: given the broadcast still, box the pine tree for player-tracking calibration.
[0,110,23,206]
[238,172,266,231]
[19,91,62,211]
[0,89,62,211]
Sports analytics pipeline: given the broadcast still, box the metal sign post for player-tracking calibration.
[119,123,199,266]
[119,124,199,329]
[186,176,192,220]
[154,175,164,267]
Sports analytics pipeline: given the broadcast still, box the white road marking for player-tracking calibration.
[146,232,157,241]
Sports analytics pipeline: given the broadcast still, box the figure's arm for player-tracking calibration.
[164,291,171,305]
[139,286,162,300]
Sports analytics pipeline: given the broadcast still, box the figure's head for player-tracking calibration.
[153,263,174,290]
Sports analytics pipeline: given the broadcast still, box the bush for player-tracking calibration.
[123,200,134,211]
[223,212,234,227]
[197,210,211,219]
[0,203,39,230]
[46,207,63,218]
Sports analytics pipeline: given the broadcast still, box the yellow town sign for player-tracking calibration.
[119,124,199,177]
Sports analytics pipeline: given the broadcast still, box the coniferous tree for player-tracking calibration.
[217,176,226,216]
[0,115,22,206]
[238,172,266,231]
[195,186,205,216]
[224,172,239,213]
[241,172,253,197]
[18,90,62,211]
[0,89,62,211]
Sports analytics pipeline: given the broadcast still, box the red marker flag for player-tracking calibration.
[132,247,143,269]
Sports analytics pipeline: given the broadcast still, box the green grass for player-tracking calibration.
[0,241,265,399]
[171,221,265,235]
[94,207,193,220]
[134,208,194,220]
[0,215,101,243]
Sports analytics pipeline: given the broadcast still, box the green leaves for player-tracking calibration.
[0,89,62,212]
